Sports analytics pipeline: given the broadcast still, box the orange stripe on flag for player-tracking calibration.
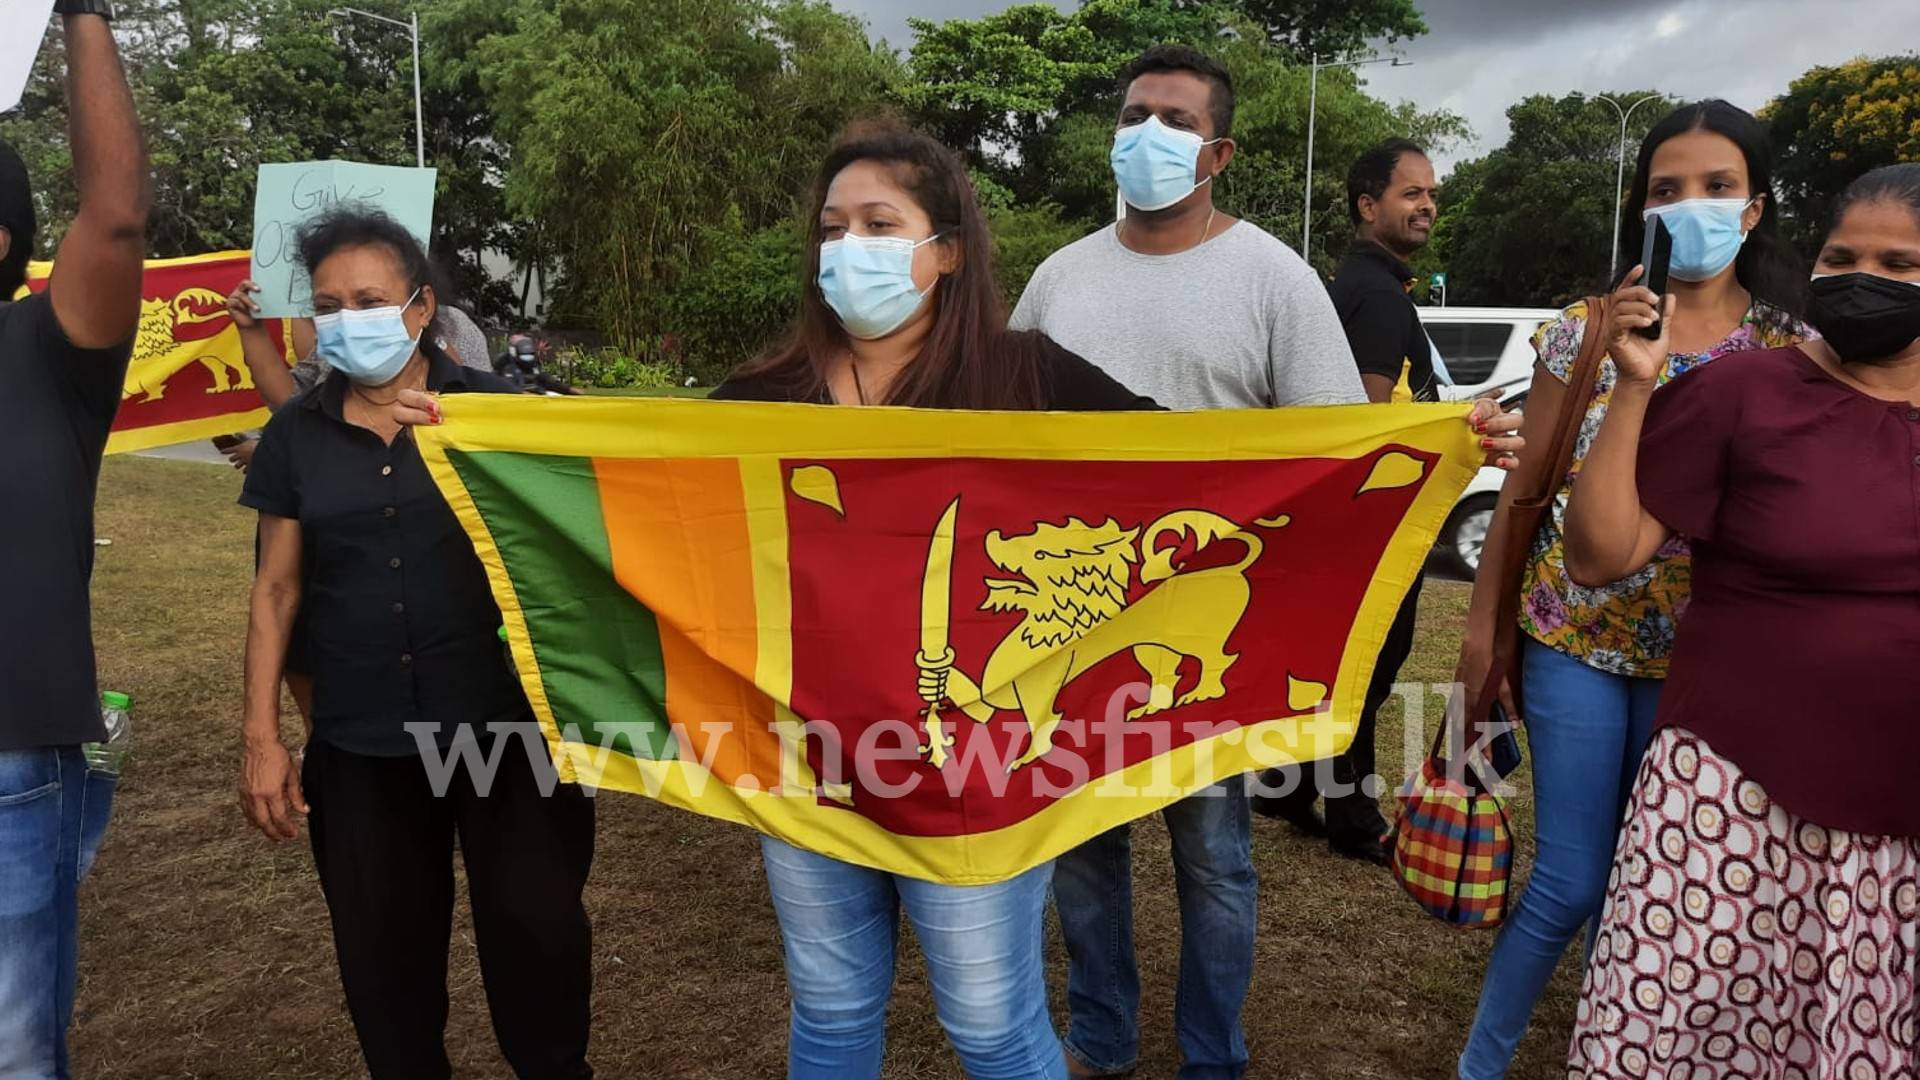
[594,458,781,788]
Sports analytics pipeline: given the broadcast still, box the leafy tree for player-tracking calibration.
[656,208,805,384]
[1434,91,1675,307]
[901,0,1223,172]
[1763,55,1920,252]
[1221,0,1425,58]
[2,0,518,314]
[468,0,900,354]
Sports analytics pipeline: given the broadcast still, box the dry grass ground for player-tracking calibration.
[70,454,1582,1079]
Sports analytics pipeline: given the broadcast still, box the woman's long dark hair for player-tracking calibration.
[731,120,1047,409]
[1618,100,1808,317]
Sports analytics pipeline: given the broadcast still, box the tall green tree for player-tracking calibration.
[1,0,517,313]
[1763,55,1920,252]
[901,0,1223,172]
[466,0,901,366]
[1435,91,1675,307]
[1222,0,1425,58]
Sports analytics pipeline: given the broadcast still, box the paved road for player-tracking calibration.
[135,439,231,467]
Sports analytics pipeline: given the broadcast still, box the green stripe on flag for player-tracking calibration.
[445,449,676,761]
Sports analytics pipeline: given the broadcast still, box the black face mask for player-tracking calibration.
[1807,272,1920,364]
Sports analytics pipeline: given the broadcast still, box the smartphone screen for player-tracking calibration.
[1637,216,1672,340]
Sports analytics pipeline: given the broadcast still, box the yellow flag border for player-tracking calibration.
[418,395,1480,884]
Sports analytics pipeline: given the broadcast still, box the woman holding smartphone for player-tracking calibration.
[1453,100,1815,1078]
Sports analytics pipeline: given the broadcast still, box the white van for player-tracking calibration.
[1419,306,1560,401]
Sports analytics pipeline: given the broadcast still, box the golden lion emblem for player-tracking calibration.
[917,507,1260,771]
[124,287,255,403]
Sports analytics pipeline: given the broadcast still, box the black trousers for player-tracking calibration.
[304,735,596,1080]
[1256,574,1423,843]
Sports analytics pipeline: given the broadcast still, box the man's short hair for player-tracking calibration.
[1118,45,1235,139]
[0,139,36,298]
[1347,138,1428,225]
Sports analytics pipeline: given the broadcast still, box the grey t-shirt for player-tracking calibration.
[1009,221,1366,410]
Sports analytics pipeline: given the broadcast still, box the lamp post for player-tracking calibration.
[1303,53,1410,262]
[328,7,425,168]
[1594,94,1660,282]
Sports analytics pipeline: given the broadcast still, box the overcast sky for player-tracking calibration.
[840,0,1920,174]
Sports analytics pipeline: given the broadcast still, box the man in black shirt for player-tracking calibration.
[0,4,149,1074]
[1256,139,1446,863]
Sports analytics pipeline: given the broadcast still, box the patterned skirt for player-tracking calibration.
[1568,727,1920,1079]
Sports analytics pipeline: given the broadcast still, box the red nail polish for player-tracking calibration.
[1481,438,1495,449]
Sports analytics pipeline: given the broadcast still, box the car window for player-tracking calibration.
[1427,322,1516,385]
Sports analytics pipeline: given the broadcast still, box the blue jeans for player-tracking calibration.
[0,747,115,1080]
[1457,640,1661,1079]
[759,836,1064,1080]
[1054,776,1255,1080]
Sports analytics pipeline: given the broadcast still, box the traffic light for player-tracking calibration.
[1429,272,1448,307]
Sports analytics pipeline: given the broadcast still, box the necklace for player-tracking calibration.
[350,383,409,408]
[1118,204,1218,253]
[850,359,869,406]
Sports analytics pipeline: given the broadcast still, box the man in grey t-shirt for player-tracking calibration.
[1011,46,1360,1080]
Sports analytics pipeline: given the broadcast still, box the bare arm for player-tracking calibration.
[1563,288,1674,586]
[226,280,299,408]
[240,513,307,841]
[1360,373,1396,404]
[46,13,150,350]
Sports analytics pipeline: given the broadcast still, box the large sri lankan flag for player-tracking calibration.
[418,397,1480,884]
[22,251,293,453]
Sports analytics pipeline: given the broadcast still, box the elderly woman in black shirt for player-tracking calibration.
[236,208,593,1080]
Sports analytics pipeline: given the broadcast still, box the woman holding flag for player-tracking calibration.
[237,207,595,1080]
[391,118,1523,1080]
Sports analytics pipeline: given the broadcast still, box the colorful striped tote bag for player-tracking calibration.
[1387,723,1513,928]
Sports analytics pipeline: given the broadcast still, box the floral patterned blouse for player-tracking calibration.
[1518,299,1814,677]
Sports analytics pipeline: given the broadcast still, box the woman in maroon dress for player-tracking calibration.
[1559,163,1920,1076]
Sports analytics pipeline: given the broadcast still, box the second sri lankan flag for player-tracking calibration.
[417,396,1480,885]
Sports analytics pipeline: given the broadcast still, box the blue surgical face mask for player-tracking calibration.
[1644,197,1754,282]
[817,232,943,340]
[1111,115,1222,212]
[314,288,424,385]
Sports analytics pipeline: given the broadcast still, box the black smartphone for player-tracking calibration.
[1636,215,1672,340]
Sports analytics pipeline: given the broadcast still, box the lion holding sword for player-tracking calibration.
[914,497,1261,771]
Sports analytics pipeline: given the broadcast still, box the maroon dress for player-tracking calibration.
[1568,346,1920,1080]
[1635,345,1920,839]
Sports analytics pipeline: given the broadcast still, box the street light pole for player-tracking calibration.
[328,7,425,168]
[1595,93,1659,282]
[1303,54,1410,263]
[409,10,424,169]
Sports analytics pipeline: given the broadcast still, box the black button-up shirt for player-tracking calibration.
[1328,241,1440,403]
[240,347,526,757]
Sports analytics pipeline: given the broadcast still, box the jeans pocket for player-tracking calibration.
[0,751,62,916]
[0,749,58,806]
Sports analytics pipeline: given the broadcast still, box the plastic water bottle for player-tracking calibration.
[84,691,133,775]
